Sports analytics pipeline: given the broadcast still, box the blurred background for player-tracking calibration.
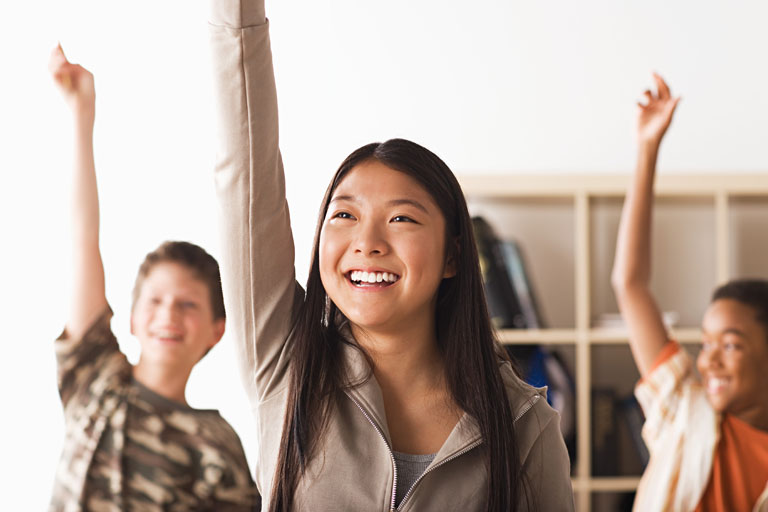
[1,0,767,508]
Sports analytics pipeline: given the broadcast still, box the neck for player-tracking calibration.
[132,361,191,405]
[735,404,768,432]
[351,320,446,395]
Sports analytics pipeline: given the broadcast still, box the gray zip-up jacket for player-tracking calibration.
[209,1,574,510]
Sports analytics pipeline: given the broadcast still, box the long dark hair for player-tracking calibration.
[270,139,525,511]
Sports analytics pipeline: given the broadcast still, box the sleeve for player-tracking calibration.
[634,341,694,451]
[209,421,262,511]
[518,408,575,511]
[54,305,129,416]
[208,0,305,404]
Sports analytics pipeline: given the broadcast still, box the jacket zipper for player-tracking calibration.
[398,393,541,510]
[345,392,398,512]
[396,438,482,509]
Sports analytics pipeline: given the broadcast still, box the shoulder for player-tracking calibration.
[499,360,554,423]
[182,411,251,463]
[56,305,131,409]
[499,361,561,451]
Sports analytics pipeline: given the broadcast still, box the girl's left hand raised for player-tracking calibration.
[636,72,680,147]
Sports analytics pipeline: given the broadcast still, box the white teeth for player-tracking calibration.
[349,270,400,284]
[707,377,727,394]
[156,331,182,340]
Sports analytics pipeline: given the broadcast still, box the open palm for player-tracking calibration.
[637,73,680,146]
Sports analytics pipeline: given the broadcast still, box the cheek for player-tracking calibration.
[319,227,344,274]
[696,353,706,375]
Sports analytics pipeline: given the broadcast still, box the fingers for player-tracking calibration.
[49,43,69,74]
[653,72,671,100]
[666,96,681,117]
[49,43,74,89]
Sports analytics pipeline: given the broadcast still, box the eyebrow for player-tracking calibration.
[329,195,430,214]
[701,327,747,338]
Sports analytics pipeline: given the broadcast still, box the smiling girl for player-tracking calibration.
[208,1,573,510]
[612,74,768,511]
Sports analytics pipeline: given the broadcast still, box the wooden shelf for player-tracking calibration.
[496,328,576,344]
[462,173,768,512]
[495,327,702,345]
[572,477,641,492]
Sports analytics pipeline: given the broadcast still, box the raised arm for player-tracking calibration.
[611,73,680,377]
[49,45,107,341]
[209,0,301,402]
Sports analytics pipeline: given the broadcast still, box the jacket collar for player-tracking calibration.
[338,328,545,466]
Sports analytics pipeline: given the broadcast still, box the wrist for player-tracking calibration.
[73,108,95,130]
[637,137,661,156]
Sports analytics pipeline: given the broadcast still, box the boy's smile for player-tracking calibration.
[319,160,455,336]
[698,298,768,427]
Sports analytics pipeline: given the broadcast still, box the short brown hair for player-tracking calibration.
[131,241,226,320]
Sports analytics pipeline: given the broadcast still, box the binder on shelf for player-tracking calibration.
[618,395,649,469]
[500,239,544,329]
[471,216,543,329]
[591,388,619,477]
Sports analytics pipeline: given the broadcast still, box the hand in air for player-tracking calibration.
[636,72,680,147]
[49,43,95,121]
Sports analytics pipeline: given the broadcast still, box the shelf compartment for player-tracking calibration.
[467,196,576,328]
[728,195,768,280]
[590,196,717,329]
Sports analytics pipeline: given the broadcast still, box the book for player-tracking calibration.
[472,217,527,328]
[591,388,619,476]
[499,239,544,329]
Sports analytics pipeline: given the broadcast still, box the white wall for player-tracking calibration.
[1,0,766,507]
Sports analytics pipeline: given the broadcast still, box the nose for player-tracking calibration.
[156,299,182,323]
[353,219,389,256]
[700,344,724,369]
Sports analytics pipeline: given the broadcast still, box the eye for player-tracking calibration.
[150,297,161,305]
[391,215,417,223]
[180,301,198,309]
[332,211,355,220]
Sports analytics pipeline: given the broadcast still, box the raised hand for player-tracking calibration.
[49,44,95,124]
[636,73,680,147]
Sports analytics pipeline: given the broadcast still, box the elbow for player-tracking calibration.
[611,267,638,299]
[611,266,629,295]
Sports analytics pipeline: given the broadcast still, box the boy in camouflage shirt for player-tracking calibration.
[48,45,260,511]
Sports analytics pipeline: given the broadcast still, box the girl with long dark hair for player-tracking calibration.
[209,1,573,510]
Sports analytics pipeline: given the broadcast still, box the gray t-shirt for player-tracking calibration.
[393,451,437,507]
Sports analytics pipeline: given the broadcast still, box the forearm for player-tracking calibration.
[612,142,658,290]
[68,111,106,339]
[612,141,670,376]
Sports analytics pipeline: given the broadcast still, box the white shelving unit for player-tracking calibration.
[459,174,768,512]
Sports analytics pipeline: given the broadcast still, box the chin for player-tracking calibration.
[706,396,730,414]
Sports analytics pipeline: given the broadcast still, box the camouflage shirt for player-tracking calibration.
[50,308,260,511]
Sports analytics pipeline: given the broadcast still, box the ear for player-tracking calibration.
[210,318,226,349]
[442,238,459,278]
[129,313,136,336]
